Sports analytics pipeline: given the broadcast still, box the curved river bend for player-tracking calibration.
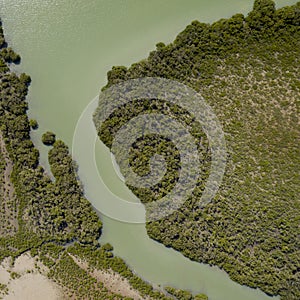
[0,1,295,299]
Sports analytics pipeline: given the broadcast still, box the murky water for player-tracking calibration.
[0,1,295,298]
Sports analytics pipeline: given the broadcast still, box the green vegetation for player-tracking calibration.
[0,131,18,237]
[1,1,298,299]
[29,119,38,130]
[0,47,20,64]
[0,282,8,298]
[28,241,174,299]
[66,243,172,299]
[97,98,211,204]
[47,250,121,299]
[99,1,300,300]
[165,287,208,300]
[0,18,102,248]
[42,131,56,145]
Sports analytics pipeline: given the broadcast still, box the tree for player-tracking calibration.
[29,119,38,130]
[246,0,276,32]
[42,131,56,146]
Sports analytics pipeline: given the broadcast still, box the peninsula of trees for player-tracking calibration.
[99,1,300,299]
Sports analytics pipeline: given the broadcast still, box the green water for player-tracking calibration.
[0,0,296,299]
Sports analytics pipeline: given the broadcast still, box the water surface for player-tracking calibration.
[0,1,295,299]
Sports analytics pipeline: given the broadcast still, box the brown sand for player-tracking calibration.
[0,253,62,300]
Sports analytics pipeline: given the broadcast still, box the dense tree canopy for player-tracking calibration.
[42,131,56,146]
[100,1,300,300]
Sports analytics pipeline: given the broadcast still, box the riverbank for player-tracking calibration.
[0,1,298,299]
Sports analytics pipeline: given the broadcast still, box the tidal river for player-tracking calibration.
[0,1,295,299]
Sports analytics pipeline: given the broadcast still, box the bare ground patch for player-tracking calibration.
[0,253,62,300]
